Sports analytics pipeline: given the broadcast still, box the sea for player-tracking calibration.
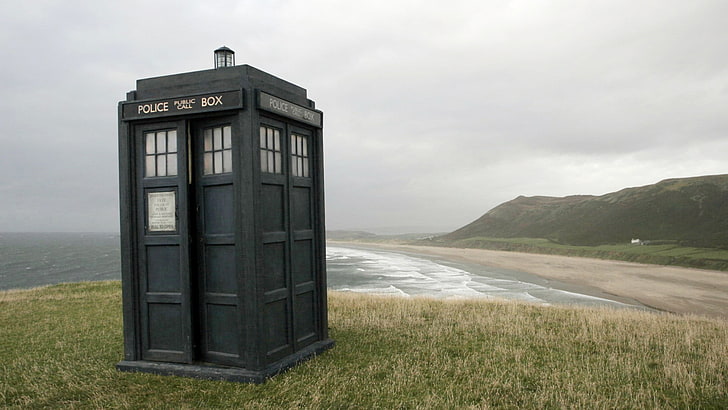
[0,232,642,310]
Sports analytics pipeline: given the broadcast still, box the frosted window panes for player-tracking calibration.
[203,125,232,175]
[144,129,178,177]
[260,126,282,174]
[291,133,309,177]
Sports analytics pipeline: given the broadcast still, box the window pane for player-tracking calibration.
[214,151,223,174]
[260,127,266,148]
[267,151,275,173]
[156,132,166,153]
[274,152,282,173]
[204,153,213,175]
[145,156,156,177]
[167,131,177,153]
[267,130,273,150]
[223,126,232,149]
[213,127,222,150]
[274,130,280,150]
[223,150,232,173]
[260,150,268,172]
[157,155,167,176]
[145,133,155,154]
[303,158,309,177]
[204,129,213,151]
[302,139,308,156]
[167,154,178,176]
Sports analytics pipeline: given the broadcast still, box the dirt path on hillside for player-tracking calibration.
[330,242,728,320]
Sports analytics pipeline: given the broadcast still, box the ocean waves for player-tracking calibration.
[0,233,121,290]
[1,233,641,311]
[326,246,640,309]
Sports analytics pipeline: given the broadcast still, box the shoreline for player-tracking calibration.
[328,241,728,320]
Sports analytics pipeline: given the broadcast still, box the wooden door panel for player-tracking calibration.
[193,119,242,366]
[135,122,192,364]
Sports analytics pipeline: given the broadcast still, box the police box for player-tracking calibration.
[116,48,333,383]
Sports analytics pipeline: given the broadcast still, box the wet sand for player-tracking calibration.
[331,242,728,320]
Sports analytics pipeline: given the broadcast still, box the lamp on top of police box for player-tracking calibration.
[214,46,235,69]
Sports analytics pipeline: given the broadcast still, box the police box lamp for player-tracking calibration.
[214,46,235,68]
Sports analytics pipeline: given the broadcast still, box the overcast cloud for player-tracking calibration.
[1,0,726,233]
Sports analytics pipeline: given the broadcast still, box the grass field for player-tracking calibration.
[1,281,727,408]
[429,237,728,271]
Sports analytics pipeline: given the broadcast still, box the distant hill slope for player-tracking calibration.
[444,174,728,247]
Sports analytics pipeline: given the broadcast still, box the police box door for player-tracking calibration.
[135,117,242,366]
[190,118,241,367]
[135,120,192,364]
[259,117,320,363]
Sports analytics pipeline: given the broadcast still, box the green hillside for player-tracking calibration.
[445,174,728,247]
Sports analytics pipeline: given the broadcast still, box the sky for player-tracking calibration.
[1,0,727,233]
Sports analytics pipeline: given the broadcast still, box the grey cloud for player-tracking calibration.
[0,0,726,232]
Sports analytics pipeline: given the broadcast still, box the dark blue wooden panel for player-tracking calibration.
[261,184,284,232]
[292,239,312,285]
[291,186,311,231]
[264,299,291,358]
[203,185,234,235]
[294,292,315,344]
[146,245,180,292]
[206,304,238,355]
[263,242,286,291]
[205,245,236,294]
[148,303,184,352]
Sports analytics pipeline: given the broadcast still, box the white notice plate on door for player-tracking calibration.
[147,191,176,232]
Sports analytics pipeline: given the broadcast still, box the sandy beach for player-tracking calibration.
[332,242,728,320]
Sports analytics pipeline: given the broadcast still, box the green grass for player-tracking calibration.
[429,236,728,271]
[2,282,727,408]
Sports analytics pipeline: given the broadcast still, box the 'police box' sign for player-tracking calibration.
[258,91,322,128]
[121,90,243,120]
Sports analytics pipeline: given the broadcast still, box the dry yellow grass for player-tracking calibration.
[1,283,726,408]
[324,292,728,408]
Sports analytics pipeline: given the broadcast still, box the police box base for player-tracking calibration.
[116,339,335,384]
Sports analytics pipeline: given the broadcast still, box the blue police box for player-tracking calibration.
[116,47,333,383]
